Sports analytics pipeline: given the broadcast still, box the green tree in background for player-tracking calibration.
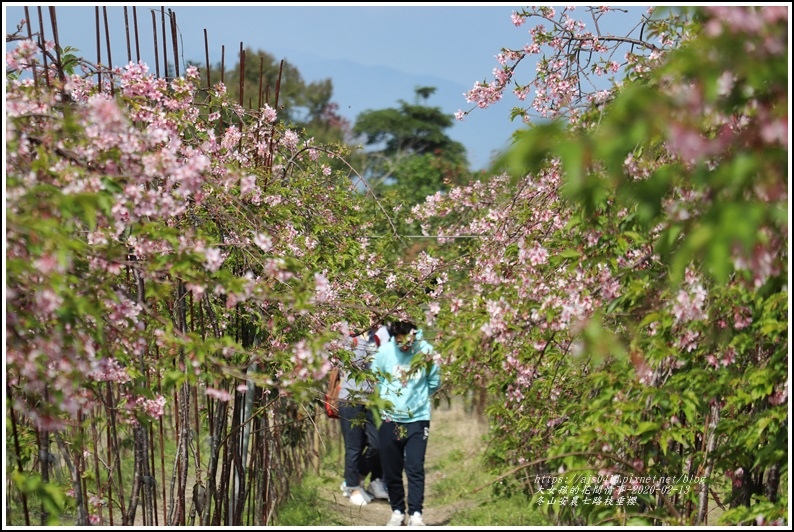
[353,86,467,164]
[353,87,470,195]
[210,47,351,146]
[352,87,472,261]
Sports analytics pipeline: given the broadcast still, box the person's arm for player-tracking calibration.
[427,362,440,397]
[371,343,385,385]
[422,341,441,396]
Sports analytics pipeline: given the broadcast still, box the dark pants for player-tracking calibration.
[339,401,381,488]
[378,419,430,515]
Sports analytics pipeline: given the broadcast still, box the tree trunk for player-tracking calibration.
[764,463,780,503]
[696,401,720,524]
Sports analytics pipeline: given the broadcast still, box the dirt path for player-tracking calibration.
[321,397,489,527]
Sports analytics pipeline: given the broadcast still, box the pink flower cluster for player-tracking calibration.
[88,358,132,383]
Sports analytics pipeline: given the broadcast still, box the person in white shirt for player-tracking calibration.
[338,325,391,506]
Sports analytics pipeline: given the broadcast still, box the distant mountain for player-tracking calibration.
[277,51,524,171]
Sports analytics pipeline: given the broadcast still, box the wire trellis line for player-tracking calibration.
[363,235,484,239]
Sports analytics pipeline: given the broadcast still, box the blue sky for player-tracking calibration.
[4,3,647,170]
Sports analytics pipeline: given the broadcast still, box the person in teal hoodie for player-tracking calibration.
[373,320,441,527]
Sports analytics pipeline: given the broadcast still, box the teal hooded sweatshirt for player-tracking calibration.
[372,330,441,423]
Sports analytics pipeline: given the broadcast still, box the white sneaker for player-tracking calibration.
[386,509,405,526]
[408,512,426,526]
[349,488,371,507]
[340,482,351,498]
[368,478,389,500]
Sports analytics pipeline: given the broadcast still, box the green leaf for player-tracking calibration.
[502,121,565,177]
[163,369,186,389]
[558,249,582,259]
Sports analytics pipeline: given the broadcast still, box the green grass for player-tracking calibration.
[428,439,553,526]
[447,493,552,527]
[423,408,553,526]
[273,423,347,526]
[273,473,348,526]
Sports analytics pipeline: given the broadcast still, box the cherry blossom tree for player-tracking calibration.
[418,5,788,525]
[5,26,424,524]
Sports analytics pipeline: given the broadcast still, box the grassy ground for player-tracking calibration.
[274,395,549,527]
